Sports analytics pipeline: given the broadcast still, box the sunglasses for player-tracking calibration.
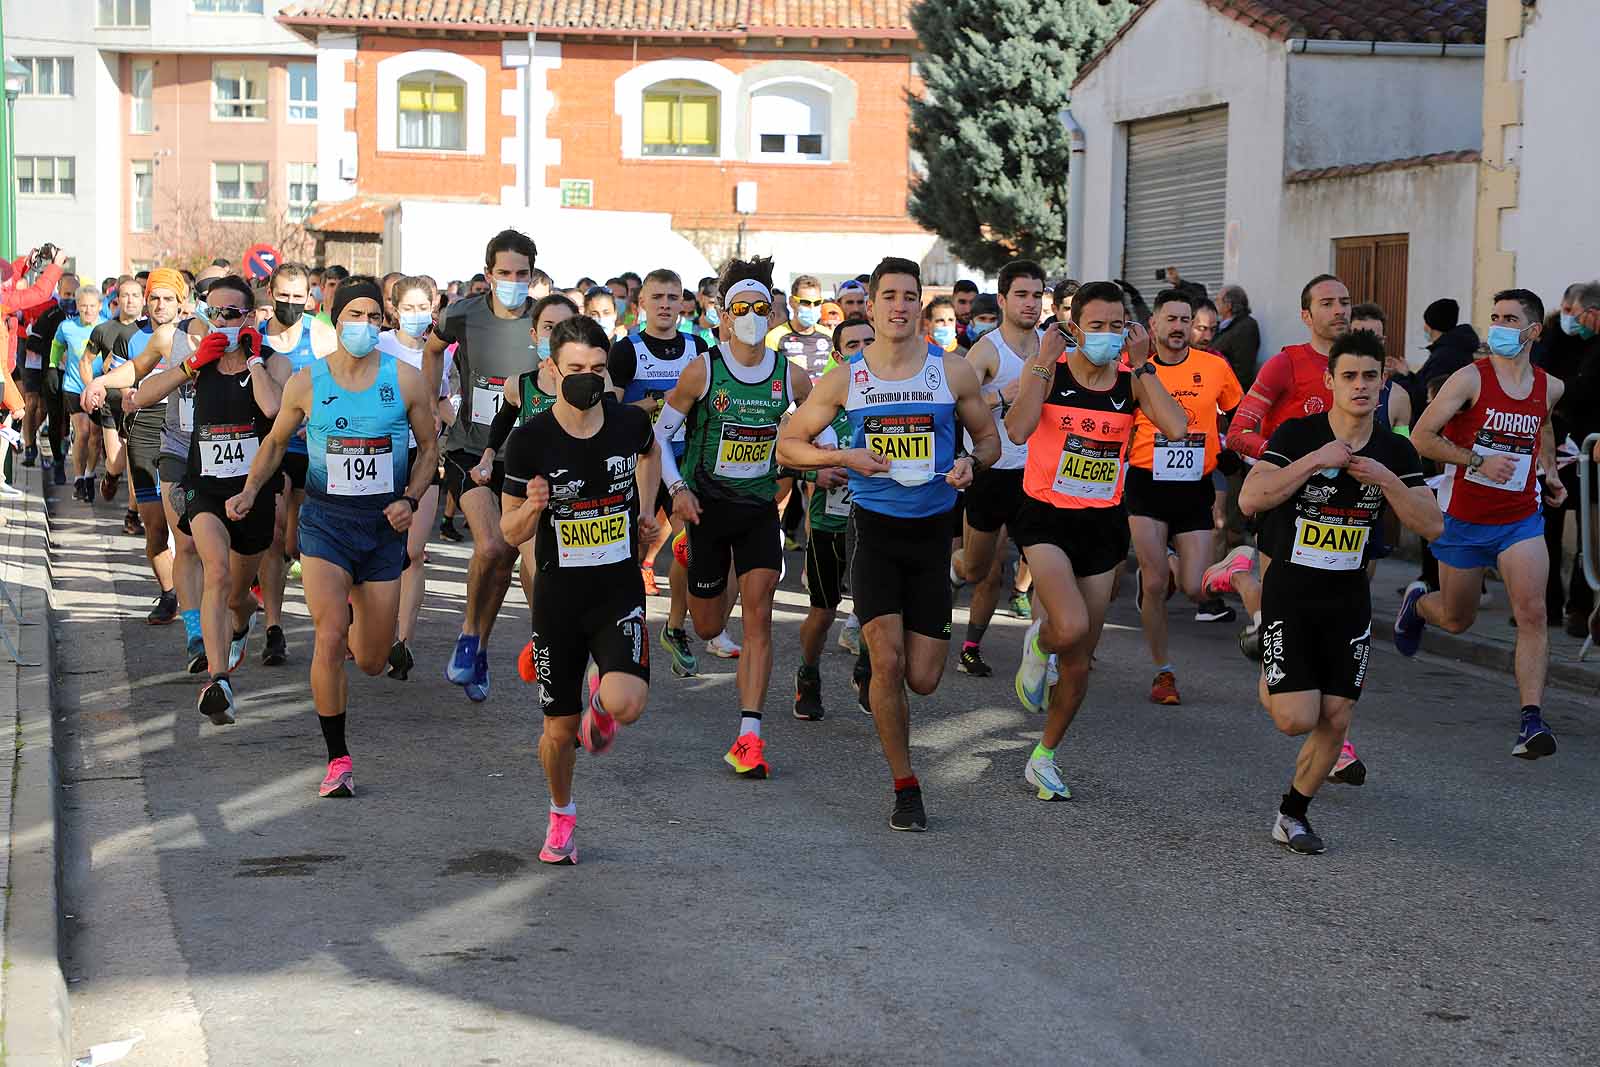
[794,298,824,308]
[207,305,251,323]
[728,301,772,318]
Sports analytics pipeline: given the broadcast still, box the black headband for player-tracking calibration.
[331,278,384,323]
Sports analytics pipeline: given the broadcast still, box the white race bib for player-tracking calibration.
[1152,433,1205,482]
[325,436,395,496]
[178,394,195,432]
[714,423,777,479]
[555,511,631,567]
[199,424,257,478]
[1290,517,1368,571]
[824,485,852,518]
[24,351,41,370]
[1464,446,1534,492]
[1052,443,1121,500]
[471,375,506,426]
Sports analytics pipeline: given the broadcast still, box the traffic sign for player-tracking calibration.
[243,243,281,281]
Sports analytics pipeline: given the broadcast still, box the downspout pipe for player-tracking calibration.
[1061,107,1086,281]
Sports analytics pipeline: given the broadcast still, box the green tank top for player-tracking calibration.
[683,346,790,505]
[518,371,556,424]
[807,407,855,534]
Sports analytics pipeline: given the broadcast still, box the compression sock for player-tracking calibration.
[893,775,919,792]
[965,621,988,648]
[1030,742,1055,762]
[550,800,576,817]
[739,711,762,738]
[319,713,349,762]
[181,609,202,643]
[1279,786,1311,821]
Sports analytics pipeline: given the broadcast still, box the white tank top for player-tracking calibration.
[964,331,1030,470]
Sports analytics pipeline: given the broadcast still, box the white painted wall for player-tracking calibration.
[1509,0,1600,307]
[314,32,358,204]
[1284,54,1482,173]
[83,0,312,56]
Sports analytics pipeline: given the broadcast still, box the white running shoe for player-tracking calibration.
[707,630,742,659]
[1024,753,1071,801]
[837,620,861,656]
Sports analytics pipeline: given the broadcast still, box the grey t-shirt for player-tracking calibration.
[160,327,196,459]
[436,293,537,455]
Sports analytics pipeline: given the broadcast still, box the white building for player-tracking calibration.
[1067,0,1486,366]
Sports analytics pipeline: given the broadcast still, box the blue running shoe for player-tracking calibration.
[1393,580,1427,657]
[464,650,491,703]
[446,633,480,685]
[1512,710,1556,760]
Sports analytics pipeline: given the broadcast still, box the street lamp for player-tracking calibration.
[2,58,25,261]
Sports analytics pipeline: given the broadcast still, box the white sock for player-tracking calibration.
[847,612,859,627]
[1252,610,1262,628]
[739,714,762,738]
[550,800,575,816]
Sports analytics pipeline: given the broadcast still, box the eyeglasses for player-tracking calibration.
[728,301,772,318]
[794,298,824,308]
[208,305,250,323]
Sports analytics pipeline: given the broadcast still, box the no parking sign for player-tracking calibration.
[243,243,281,281]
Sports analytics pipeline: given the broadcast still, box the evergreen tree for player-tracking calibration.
[909,0,1134,275]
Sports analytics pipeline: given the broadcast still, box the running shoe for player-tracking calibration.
[186,634,208,675]
[464,650,491,703]
[1014,620,1049,713]
[890,785,927,832]
[445,633,480,685]
[1512,709,1557,760]
[1194,598,1235,623]
[1272,812,1326,855]
[640,563,659,596]
[958,645,993,677]
[1394,580,1428,658]
[1046,654,1059,689]
[100,471,120,501]
[853,655,873,717]
[386,639,414,680]
[706,631,741,659]
[659,627,697,677]
[1007,591,1033,620]
[1149,670,1180,706]
[793,665,825,721]
[1239,621,1263,663]
[227,613,255,672]
[1202,545,1255,598]
[287,558,302,581]
[1328,740,1367,785]
[146,589,178,625]
[579,697,618,754]
[1024,753,1071,801]
[439,518,464,542]
[197,677,236,726]
[723,732,769,778]
[21,446,36,467]
[249,580,263,610]
[837,619,861,656]
[319,756,355,798]
[516,639,537,683]
[122,508,143,536]
[261,624,288,666]
[949,559,964,591]
[52,463,66,487]
[539,811,578,865]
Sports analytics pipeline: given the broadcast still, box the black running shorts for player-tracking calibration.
[685,498,780,598]
[530,578,650,717]
[1260,571,1371,700]
[850,506,951,640]
[805,528,848,610]
[1123,465,1215,536]
[1012,497,1131,579]
[964,465,1026,534]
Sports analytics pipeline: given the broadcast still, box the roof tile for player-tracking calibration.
[1205,0,1485,44]
[279,0,915,33]
[1284,148,1481,183]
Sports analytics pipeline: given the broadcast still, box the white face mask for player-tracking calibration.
[596,315,617,336]
[733,312,767,346]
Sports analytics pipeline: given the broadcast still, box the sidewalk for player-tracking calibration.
[0,459,69,1066]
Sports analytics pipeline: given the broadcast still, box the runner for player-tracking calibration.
[500,315,659,863]
[768,274,834,379]
[423,228,539,703]
[655,256,813,779]
[1125,289,1243,704]
[778,256,1000,830]
[53,284,102,501]
[83,278,144,527]
[955,260,1043,678]
[125,275,290,724]
[227,276,437,797]
[1241,329,1440,853]
[1399,289,1567,759]
[1005,281,1189,801]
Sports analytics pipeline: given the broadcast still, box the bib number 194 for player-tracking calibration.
[325,436,395,496]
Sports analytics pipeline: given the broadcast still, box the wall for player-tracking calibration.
[83,0,313,56]
[1284,53,1482,172]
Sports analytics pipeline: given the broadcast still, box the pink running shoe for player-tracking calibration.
[1202,546,1255,598]
[319,756,354,798]
[578,699,617,755]
[539,811,577,865]
[1327,740,1367,786]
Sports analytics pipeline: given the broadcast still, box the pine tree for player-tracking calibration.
[909,0,1135,275]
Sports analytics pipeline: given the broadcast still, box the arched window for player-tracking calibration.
[397,71,465,152]
[642,79,720,157]
[750,81,831,161]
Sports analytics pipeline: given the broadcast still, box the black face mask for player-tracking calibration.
[273,299,304,328]
[560,370,606,410]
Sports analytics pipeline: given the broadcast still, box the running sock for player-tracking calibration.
[965,622,988,647]
[798,662,819,676]
[1280,786,1311,821]
[1521,704,1541,718]
[319,713,350,762]
[1030,742,1055,762]
[739,712,762,738]
[893,775,919,792]
[1252,610,1262,628]
[550,800,576,817]
[181,609,202,642]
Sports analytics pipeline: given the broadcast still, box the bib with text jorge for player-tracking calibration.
[714,423,777,479]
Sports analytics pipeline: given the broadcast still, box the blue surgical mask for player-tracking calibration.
[615,296,629,315]
[341,322,380,357]
[796,305,822,329]
[966,321,996,342]
[398,311,432,338]
[1080,330,1126,366]
[1486,324,1527,358]
[931,325,957,349]
[216,326,242,347]
[494,280,529,308]
[308,285,323,305]
[705,305,721,327]
[536,337,551,361]
[1559,312,1595,340]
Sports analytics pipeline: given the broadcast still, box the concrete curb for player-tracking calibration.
[3,462,69,1067]
[1369,610,1600,696]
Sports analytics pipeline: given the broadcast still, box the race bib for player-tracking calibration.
[325,435,395,496]
[471,375,506,426]
[824,485,852,518]
[199,423,257,478]
[23,351,41,370]
[555,511,631,567]
[1465,441,1534,492]
[178,392,195,432]
[1290,517,1368,571]
[1052,438,1121,500]
[714,423,776,479]
[863,414,935,479]
[1152,433,1205,482]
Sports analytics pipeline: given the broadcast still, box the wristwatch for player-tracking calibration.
[1134,362,1158,379]
[1467,451,1485,470]
[402,494,419,513]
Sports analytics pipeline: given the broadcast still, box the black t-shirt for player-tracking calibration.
[87,318,142,366]
[501,398,654,581]
[607,330,710,394]
[1259,413,1425,585]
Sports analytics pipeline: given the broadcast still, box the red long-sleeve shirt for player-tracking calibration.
[2,260,64,370]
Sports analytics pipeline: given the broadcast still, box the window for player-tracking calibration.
[193,0,264,11]
[212,161,266,220]
[212,61,266,121]
[20,58,74,98]
[17,157,76,197]
[642,80,719,157]
[131,160,154,232]
[288,63,317,122]
[130,62,154,133]
[98,0,151,27]
[750,82,830,161]
[287,163,317,222]
[397,73,465,151]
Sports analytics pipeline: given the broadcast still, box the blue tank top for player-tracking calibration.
[843,344,958,519]
[1375,378,1394,434]
[57,318,95,393]
[305,354,411,511]
[269,315,320,454]
[620,329,695,459]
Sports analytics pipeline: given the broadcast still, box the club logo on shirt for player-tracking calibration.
[1193,373,1203,384]
[379,383,395,404]
[853,368,870,384]
[1304,397,1325,414]
[550,480,583,502]
[1299,483,1336,503]
[712,387,731,414]
[334,417,349,430]
[605,454,635,477]
[925,364,942,390]
[771,379,783,397]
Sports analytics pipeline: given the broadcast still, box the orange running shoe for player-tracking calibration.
[723,732,769,778]
[1149,670,1181,706]
[518,639,538,684]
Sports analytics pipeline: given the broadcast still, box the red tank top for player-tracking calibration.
[1260,343,1333,440]
[1438,358,1547,525]
[1023,358,1136,509]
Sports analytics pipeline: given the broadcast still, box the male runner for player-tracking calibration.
[424,228,539,702]
[835,279,867,321]
[228,276,437,797]
[655,257,813,778]
[779,257,999,831]
[1125,289,1242,704]
[1006,281,1189,801]
[1241,329,1440,853]
[1399,289,1566,758]
[501,316,659,864]
[955,260,1042,677]
[83,278,144,519]
[53,285,102,500]
[768,274,834,379]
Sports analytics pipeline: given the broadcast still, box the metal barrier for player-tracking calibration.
[1578,433,1600,659]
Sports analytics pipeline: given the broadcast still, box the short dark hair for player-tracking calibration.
[210,257,232,268]
[1193,298,1218,316]
[952,279,979,296]
[923,295,955,317]
[204,274,255,306]
[832,314,873,353]
[549,315,612,363]
[1493,288,1545,325]
[484,228,537,271]
[621,271,641,285]
[642,268,682,291]
[1151,288,1195,315]
[324,265,350,284]
[1053,279,1079,307]
[1350,302,1385,325]
[868,256,920,299]
[532,292,578,325]
[1301,273,1344,311]
[1071,280,1128,323]
[718,256,776,298]
[1328,328,1387,374]
[469,273,487,285]
[998,259,1046,298]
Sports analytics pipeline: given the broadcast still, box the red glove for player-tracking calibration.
[238,326,262,362]
[185,330,228,374]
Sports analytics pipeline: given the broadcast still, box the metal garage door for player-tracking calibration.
[1122,107,1228,299]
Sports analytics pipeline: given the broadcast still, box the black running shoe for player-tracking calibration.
[1272,812,1325,855]
[890,785,927,832]
[261,624,288,666]
[1194,597,1235,623]
[22,447,36,467]
[198,677,236,726]
[793,665,824,721]
[123,508,144,536]
[387,639,414,680]
[957,646,993,677]
[52,463,66,487]
[146,589,178,625]
[852,653,872,717]
[439,519,464,542]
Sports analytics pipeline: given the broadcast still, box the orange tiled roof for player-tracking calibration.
[304,196,393,235]
[280,1,915,36]
[1285,148,1481,183]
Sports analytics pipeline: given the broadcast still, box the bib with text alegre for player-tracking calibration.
[1053,437,1121,500]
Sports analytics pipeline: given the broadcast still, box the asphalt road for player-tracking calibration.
[51,496,1600,1066]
